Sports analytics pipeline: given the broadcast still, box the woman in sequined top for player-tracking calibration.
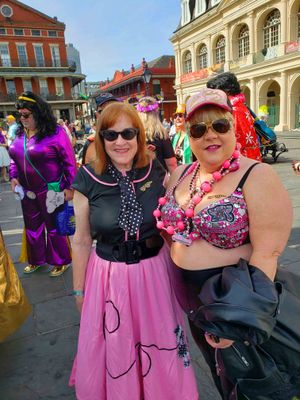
[207,72,261,162]
[156,88,293,400]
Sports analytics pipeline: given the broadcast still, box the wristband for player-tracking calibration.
[72,289,84,297]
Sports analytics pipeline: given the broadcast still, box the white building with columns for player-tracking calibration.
[171,0,300,131]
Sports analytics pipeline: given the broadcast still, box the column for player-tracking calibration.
[248,11,255,55]
[207,34,212,66]
[174,44,182,102]
[177,46,182,78]
[224,25,230,71]
[192,42,197,72]
[275,71,288,131]
[250,78,257,113]
[281,0,288,44]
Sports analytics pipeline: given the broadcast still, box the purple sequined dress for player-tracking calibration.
[9,126,77,266]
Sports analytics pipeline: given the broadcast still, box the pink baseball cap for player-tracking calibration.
[186,88,232,120]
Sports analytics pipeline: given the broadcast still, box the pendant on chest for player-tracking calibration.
[172,232,193,246]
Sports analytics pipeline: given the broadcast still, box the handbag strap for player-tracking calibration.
[247,106,258,120]
[23,134,62,184]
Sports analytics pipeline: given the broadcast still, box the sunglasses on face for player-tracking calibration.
[100,127,139,142]
[174,113,184,119]
[19,112,32,119]
[189,118,231,139]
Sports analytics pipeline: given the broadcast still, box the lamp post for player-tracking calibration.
[160,89,164,121]
[142,66,152,96]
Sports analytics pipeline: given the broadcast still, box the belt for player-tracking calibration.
[96,235,164,264]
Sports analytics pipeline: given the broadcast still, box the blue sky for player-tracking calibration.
[23,0,180,82]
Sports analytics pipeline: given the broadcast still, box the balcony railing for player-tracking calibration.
[0,58,76,69]
[229,54,253,70]
[252,45,286,64]
[0,93,86,103]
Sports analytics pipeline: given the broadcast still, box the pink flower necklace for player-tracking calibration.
[153,147,241,246]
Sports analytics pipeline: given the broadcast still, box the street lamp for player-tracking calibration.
[160,89,164,121]
[142,67,152,96]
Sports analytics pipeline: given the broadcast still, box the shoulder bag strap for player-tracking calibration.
[23,134,63,184]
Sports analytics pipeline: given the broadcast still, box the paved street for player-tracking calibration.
[0,131,299,400]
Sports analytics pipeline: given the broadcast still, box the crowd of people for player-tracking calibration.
[0,73,299,400]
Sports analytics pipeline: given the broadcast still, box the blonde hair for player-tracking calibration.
[138,111,167,141]
[188,106,233,126]
[137,96,167,141]
[93,102,150,175]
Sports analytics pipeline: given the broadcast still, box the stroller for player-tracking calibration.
[249,109,288,162]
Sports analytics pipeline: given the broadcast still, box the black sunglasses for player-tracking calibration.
[100,128,139,142]
[189,118,231,139]
[19,112,32,119]
[174,113,184,119]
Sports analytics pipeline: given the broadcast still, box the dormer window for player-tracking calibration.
[195,0,207,17]
[181,0,191,26]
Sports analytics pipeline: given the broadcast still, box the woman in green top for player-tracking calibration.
[172,107,192,165]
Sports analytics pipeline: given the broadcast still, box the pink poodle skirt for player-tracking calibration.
[69,244,198,400]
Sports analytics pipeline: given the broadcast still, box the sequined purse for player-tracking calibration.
[55,202,75,236]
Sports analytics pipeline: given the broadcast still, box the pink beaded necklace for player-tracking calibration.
[153,148,241,246]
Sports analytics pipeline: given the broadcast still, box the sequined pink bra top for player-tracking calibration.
[161,164,258,249]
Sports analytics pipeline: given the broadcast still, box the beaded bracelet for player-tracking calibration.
[72,290,84,297]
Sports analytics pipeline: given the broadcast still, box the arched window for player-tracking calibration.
[183,51,192,73]
[197,44,207,69]
[238,25,250,58]
[195,0,206,16]
[263,10,281,48]
[215,36,225,64]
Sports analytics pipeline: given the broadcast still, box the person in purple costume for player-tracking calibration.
[9,92,77,277]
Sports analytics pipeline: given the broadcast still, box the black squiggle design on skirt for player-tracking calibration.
[103,300,191,379]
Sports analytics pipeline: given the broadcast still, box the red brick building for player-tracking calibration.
[0,0,85,121]
[98,56,177,120]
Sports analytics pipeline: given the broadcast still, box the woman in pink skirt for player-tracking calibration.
[69,102,198,400]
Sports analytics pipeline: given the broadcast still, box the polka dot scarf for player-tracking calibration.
[108,164,143,236]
